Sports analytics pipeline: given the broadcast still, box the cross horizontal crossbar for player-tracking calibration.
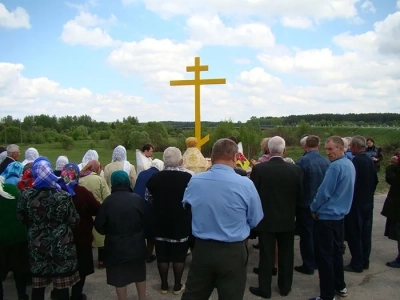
[186,65,209,72]
[170,78,226,86]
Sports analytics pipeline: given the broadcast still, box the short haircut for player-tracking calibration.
[351,136,366,149]
[366,137,374,143]
[306,135,320,148]
[6,144,19,155]
[268,136,285,154]
[300,136,308,145]
[325,136,344,148]
[142,143,153,152]
[163,147,182,168]
[212,138,238,161]
[260,138,270,154]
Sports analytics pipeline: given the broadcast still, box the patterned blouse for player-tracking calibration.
[17,187,80,277]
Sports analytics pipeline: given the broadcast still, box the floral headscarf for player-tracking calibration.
[32,157,61,191]
[111,170,130,187]
[55,156,69,171]
[61,163,80,196]
[112,145,127,162]
[80,160,101,177]
[22,148,39,166]
[17,162,34,190]
[0,161,23,180]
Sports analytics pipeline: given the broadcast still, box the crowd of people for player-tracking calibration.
[0,134,398,300]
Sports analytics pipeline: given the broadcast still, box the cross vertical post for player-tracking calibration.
[170,56,226,150]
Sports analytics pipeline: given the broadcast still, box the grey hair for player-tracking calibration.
[211,138,238,161]
[163,147,182,168]
[268,136,286,154]
[351,136,366,149]
[300,136,308,145]
[6,144,19,156]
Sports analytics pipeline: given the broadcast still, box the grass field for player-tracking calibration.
[17,139,390,194]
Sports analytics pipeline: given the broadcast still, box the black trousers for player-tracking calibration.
[296,206,316,271]
[345,203,373,271]
[181,239,248,300]
[314,219,346,300]
[258,231,294,297]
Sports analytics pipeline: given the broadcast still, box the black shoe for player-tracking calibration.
[294,265,314,275]
[253,243,260,249]
[146,254,156,263]
[363,263,369,270]
[249,287,271,299]
[280,289,291,296]
[343,264,362,273]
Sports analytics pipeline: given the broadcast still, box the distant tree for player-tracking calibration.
[59,135,74,151]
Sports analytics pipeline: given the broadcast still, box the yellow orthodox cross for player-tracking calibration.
[170,56,226,150]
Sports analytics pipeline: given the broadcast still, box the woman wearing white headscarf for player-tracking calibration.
[54,156,69,177]
[104,145,137,190]
[22,148,39,167]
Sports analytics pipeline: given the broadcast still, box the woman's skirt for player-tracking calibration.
[106,261,146,287]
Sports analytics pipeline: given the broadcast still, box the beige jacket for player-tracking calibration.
[104,161,137,190]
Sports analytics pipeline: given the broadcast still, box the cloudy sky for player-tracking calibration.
[1,0,400,122]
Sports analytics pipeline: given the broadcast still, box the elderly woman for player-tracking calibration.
[0,161,23,185]
[79,160,111,269]
[104,145,137,190]
[17,158,80,300]
[133,159,164,263]
[54,156,69,176]
[61,163,101,300]
[95,170,147,300]
[146,147,192,295]
[22,148,39,167]
[0,177,30,300]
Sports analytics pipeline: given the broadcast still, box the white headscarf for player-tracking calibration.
[22,148,39,166]
[55,156,69,171]
[78,150,99,170]
[151,159,164,171]
[0,176,14,199]
[112,146,127,162]
[0,151,7,164]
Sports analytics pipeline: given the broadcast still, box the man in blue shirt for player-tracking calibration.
[295,135,330,275]
[181,138,263,300]
[309,136,356,300]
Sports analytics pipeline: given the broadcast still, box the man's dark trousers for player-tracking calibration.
[181,239,248,300]
[296,206,316,272]
[345,203,373,271]
[258,231,294,297]
[314,219,346,300]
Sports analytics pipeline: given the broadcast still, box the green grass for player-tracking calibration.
[20,140,389,194]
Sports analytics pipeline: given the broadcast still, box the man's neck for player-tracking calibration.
[307,147,319,152]
[269,153,283,157]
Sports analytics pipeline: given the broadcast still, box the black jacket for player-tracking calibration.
[251,157,303,232]
[0,157,14,174]
[94,186,147,267]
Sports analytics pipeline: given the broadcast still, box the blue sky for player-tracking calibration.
[1,0,400,122]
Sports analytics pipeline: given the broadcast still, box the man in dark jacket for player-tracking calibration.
[249,136,303,299]
[344,136,378,273]
[295,135,330,275]
[0,144,20,174]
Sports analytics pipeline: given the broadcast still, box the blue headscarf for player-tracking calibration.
[111,170,131,187]
[60,163,80,196]
[0,162,23,184]
[32,157,61,190]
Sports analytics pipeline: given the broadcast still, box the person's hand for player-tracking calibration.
[311,213,318,220]
[391,156,399,164]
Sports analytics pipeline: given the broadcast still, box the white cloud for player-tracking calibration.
[125,0,360,21]
[361,0,376,13]
[186,15,275,48]
[60,12,117,47]
[234,58,252,65]
[0,3,30,29]
[280,16,313,29]
[397,0,400,9]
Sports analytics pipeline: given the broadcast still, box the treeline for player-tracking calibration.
[0,114,399,157]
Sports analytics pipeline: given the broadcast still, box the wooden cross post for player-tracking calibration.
[170,57,226,150]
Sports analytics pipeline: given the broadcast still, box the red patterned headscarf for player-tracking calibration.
[17,162,34,190]
[80,160,101,177]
